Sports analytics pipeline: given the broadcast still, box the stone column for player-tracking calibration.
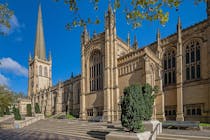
[56,83,63,113]
[46,92,52,116]
[176,17,184,121]
[80,27,87,120]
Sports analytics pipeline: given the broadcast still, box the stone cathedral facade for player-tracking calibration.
[28,2,210,122]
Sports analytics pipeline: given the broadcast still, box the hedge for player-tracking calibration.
[35,103,41,113]
[5,107,10,115]
[14,107,21,120]
[26,104,32,117]
[121,84,156,132]
[0,107,3,117]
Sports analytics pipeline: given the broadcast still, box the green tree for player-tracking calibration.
[26,104,32,117]
[35,103,41,113]
[5,107,10,115]
[121,84,157,132]
[142,84,156,120]
[54,0,205,30]
[14,107,21,120]
[0,107,3,117]
[121,84,144,132]
[0,85,13,115]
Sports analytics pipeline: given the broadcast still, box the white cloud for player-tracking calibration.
[0,15,24,35]
[0,73,9,86]
[0,57,28,77]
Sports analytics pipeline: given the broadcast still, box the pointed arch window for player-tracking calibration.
[39,65,42,76]
[163,49,176,86]
[185,40,201,81]
[44,67,48,77]
[89,50,103,91]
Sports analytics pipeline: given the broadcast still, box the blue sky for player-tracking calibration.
[0,0,207,95]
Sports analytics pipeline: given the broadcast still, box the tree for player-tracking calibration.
[0,3,14,35]
[121,84,144,132]
[121,84,157,132]
[142,83,157,120]
[54,0,205,30]
[0,85,13,116]
[35,103,41,113]
[26,104,32,117]
[5,106,10,115]
[0,107,3,117]
[14,107,21,120]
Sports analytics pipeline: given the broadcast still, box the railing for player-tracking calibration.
[149,122,161,140]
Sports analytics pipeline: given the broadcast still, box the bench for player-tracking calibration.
[162,121,200,129]
[88,116,103,122]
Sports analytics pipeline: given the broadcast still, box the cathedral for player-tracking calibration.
[28,2,210,123]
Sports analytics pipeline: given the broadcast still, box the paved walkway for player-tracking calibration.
[0,129,83,140]
[0,119,115,140]
[0,119,210,140]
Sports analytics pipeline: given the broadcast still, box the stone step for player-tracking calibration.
[26,125,110,132]
[25,127,106,140]
[157,134,210,140]
[26,126,110,135]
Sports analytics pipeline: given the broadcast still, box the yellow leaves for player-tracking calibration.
[56,0,203,30]
[0,3,14,35]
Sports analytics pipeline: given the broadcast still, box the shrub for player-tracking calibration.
[5,107,10,115]
[0,107,4,117]
[142,84,156,120]
[12,105,15,113]
[14,108,21,120]
[35,103,41,113]
[26,104,32,117]
[121,84,144,132]
[121,84,156,133]
[66,114,76,120]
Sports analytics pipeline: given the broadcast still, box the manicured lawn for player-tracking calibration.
[66,114,76,120]
[199,123,210,127]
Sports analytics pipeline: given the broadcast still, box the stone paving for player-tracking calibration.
[1,118,210,140]
[0,129,84,140]
[0,119,114,140]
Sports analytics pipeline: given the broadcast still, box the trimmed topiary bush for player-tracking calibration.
[121,84,157,133]
[26,104,32,117]
[35,103,41,113]
[0,107,4,117]
[142,83,156,120]
[12,105,15,113]
[5,107,10,115]
[121,84,144,132]
[14,108,21,120]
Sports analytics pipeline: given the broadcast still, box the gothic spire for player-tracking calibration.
[177,16,182,44]
[157,28,161,48]
[177,16,182,55]
[127,32,130,47]
[34,4,46,60]
[48,51,52,61]
[156,28,162,58]
[29,52,32,61]
[108,1,113,14]
[133,35,138,50]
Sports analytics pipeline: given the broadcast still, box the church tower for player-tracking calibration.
[103,4,120,122]
[28,4,52,98]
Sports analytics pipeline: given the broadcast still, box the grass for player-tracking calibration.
[45,114,53,118]
[199,123,210,127]
[66,114,76,120]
